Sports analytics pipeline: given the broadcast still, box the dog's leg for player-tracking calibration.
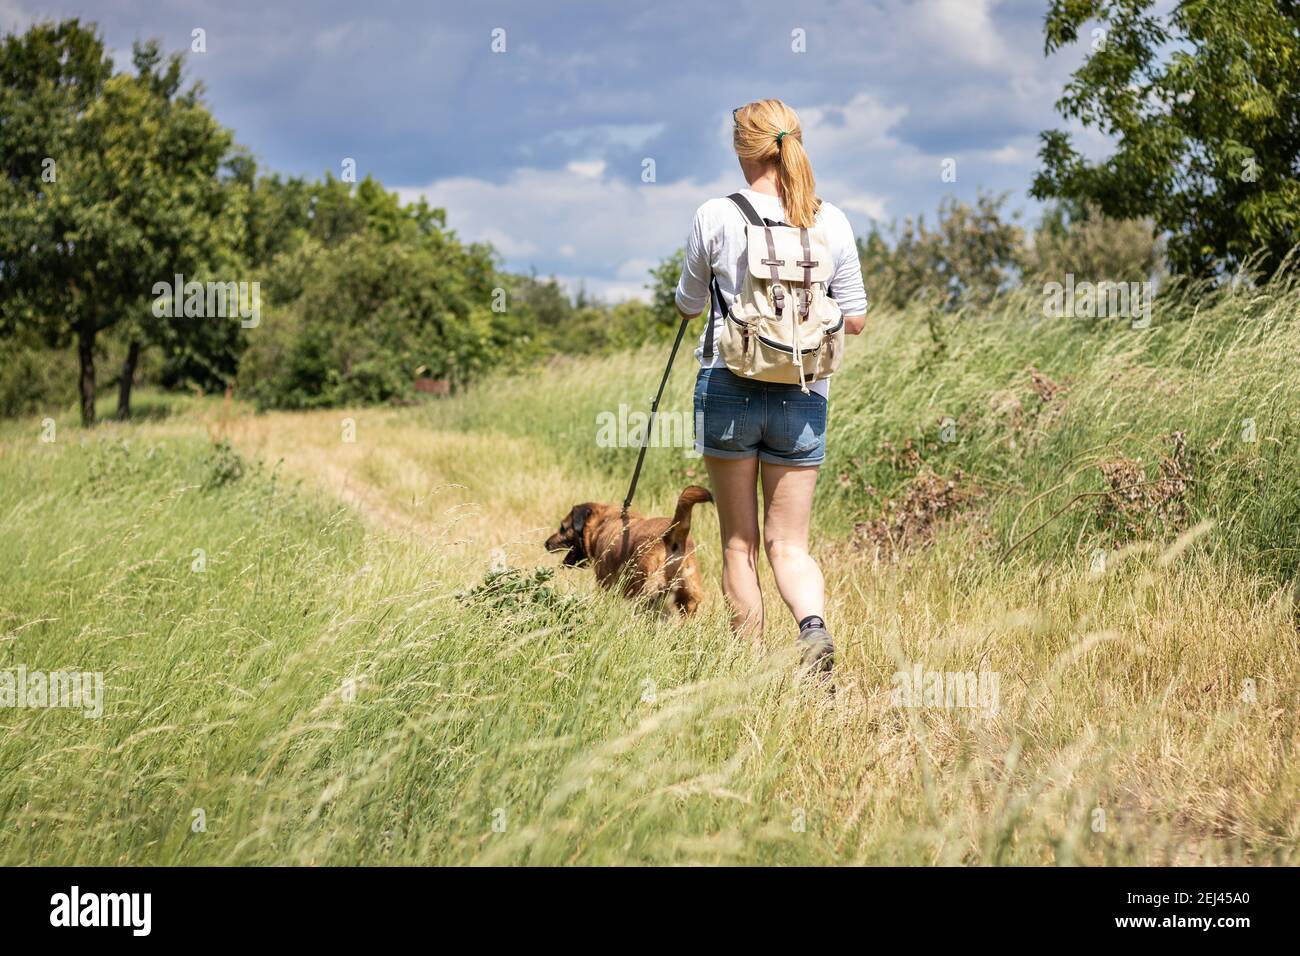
[672,562,703,615]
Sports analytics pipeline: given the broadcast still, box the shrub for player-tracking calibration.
[0,342,78,418]
[239,232,536,410]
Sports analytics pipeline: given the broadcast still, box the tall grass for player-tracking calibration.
[427,276,1300,578]
[0,279,1296,865]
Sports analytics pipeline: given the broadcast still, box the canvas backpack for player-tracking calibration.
[704,192,844,393]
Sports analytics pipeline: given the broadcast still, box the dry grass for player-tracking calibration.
[0,287,1296,865]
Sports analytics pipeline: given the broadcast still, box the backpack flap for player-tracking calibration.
[744,224,832,285]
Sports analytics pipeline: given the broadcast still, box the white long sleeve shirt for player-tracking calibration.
[674,188,867,399]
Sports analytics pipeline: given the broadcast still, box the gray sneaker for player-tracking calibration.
[797,625,834,675]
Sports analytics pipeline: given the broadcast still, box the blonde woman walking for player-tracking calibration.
[674,99,867,672]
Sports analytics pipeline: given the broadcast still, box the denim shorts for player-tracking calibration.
[693,366,827,466]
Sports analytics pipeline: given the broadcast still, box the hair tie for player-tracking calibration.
[776,131,789,144]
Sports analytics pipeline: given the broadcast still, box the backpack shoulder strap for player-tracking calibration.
[726,192,765,227]
[704,193,765,360]
[703,274,724,360]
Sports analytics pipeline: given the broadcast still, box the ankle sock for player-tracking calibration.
[798,615,826,632]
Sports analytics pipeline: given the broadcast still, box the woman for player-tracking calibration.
[674,99,867,673]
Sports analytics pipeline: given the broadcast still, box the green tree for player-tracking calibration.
[508,272,575,335]
[1025,201,1164,285]
[115,39,245,417]
[0,20,112,422]
[240,222,532,409]
[647,249,687,327]
[1033,0,1300,278]
[857,192,1027,311]
[0,21,239,424]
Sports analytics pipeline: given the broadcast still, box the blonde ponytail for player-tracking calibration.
[732,99,820,228]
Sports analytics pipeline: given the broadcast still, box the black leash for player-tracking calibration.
[621,312,692,518]
[622,201,740,519]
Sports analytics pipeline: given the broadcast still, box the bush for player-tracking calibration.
[856,196,1166,315]
[1026,203,1164,286]
[857,192,1027,311]
[239,232,537,410]
[0,342,78,418]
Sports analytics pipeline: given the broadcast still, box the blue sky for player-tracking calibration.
[6,0,1111,300]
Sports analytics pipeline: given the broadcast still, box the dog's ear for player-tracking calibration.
[544,503,602,567]
[571,504,592,535]
[559,504,595,567]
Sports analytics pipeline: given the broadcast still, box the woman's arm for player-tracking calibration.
[673,205,713,319]
[825,205,867,335]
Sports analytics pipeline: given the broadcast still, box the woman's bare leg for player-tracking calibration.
[703,454,763,636]
[760,461,824,624]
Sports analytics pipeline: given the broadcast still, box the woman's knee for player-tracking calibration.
[720,542,760,595]
[722,538,760,568]
[764,537,808,564]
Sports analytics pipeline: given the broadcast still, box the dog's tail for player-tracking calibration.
[664,485,713,551]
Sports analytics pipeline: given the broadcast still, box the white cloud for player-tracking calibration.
[836,194,890,220]
[614,257,657,280]
[472,226,538,259]
[799,93,909,155]
[972,138,1038,166]
[543,123,666,152]
[905,0,1014,71]
[566,159,607,179]
[549,274,651,303]
[397,166,732,302]
[393,88,1044,300]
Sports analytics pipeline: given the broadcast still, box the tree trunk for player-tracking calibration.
[77,325,97,427]
[116,340,141,421]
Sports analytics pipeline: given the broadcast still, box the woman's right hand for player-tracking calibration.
[844,314,865,335]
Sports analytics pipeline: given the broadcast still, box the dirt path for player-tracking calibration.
[214,406,592,565]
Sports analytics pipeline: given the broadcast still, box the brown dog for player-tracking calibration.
[545,485,713,614]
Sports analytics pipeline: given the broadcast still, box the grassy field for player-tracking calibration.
[0,279,1297,865]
